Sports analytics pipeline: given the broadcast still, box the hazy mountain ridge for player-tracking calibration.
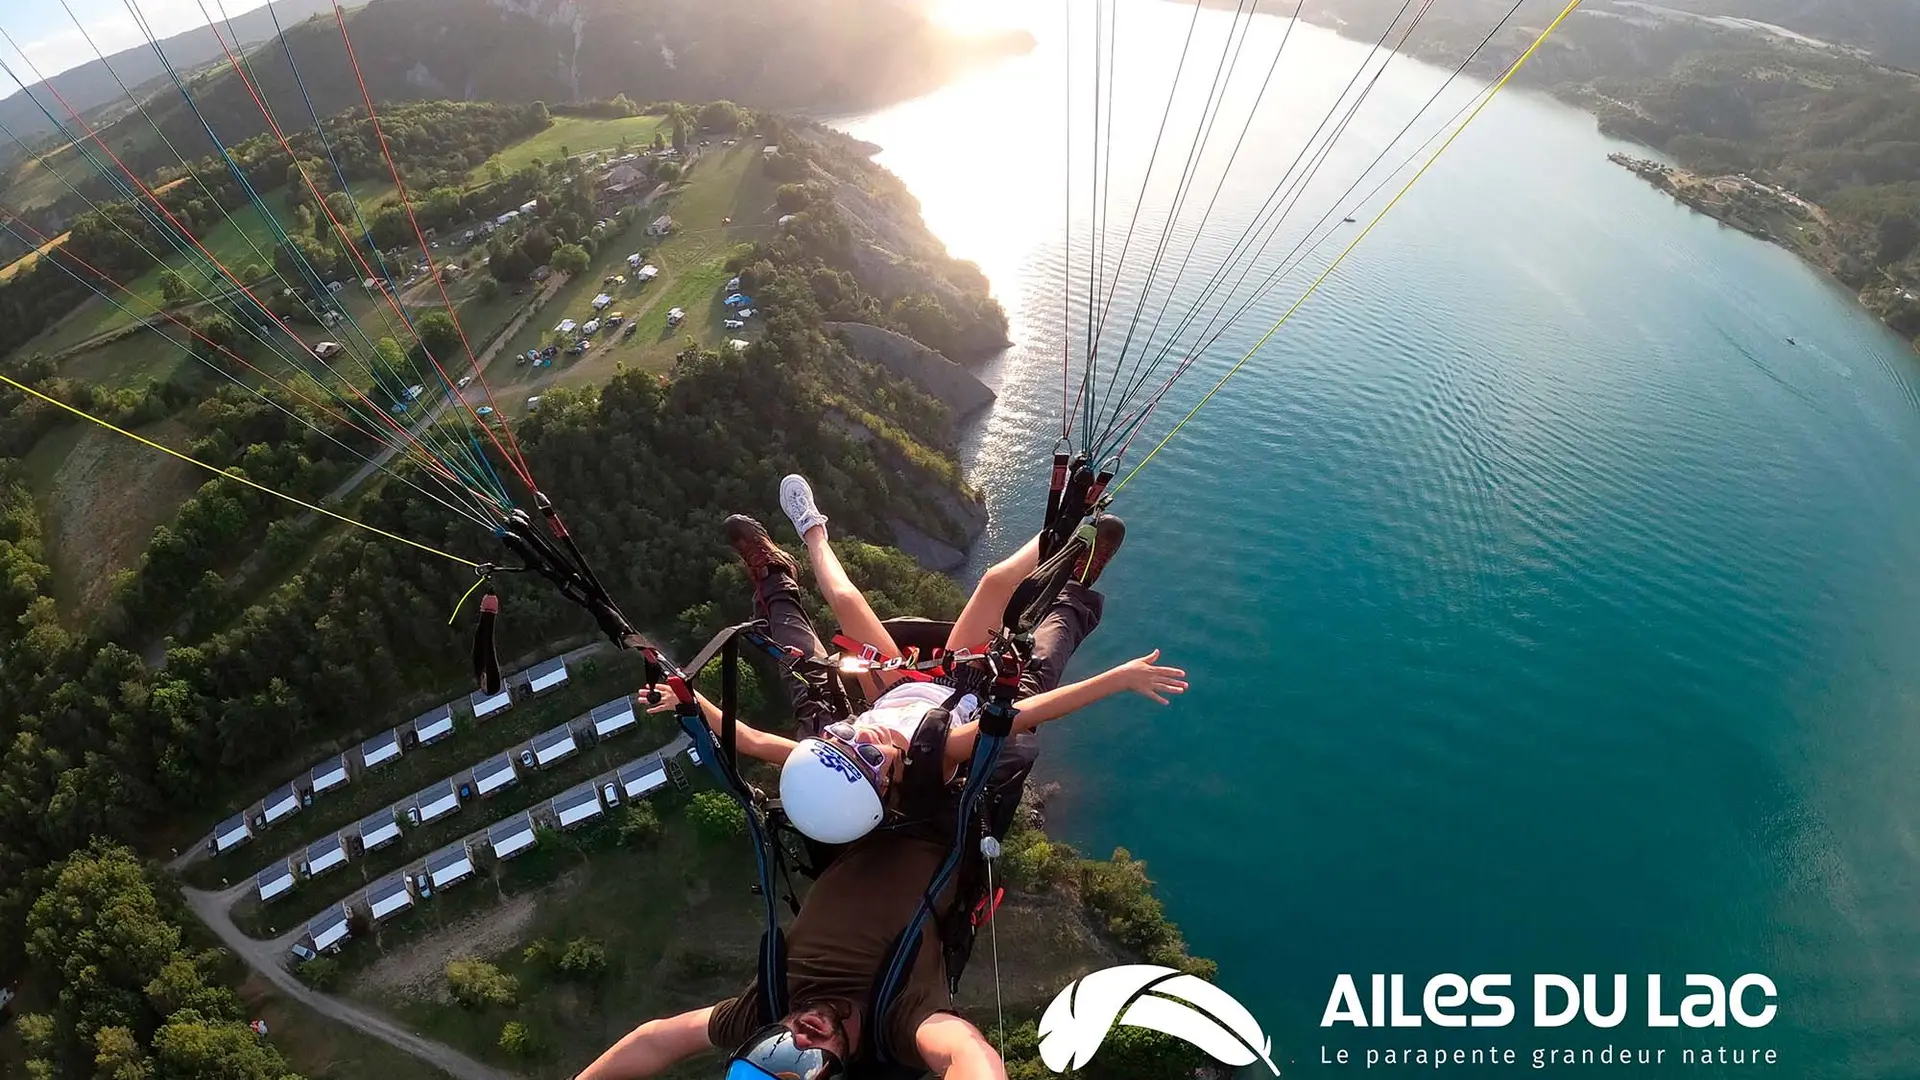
[5,0,1030,183]
[0,0,355,158]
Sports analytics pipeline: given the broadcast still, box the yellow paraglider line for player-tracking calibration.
[1114,0,1586,495]
[0,372,480,568]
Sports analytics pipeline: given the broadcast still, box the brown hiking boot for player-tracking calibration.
[1069,514,1125,587]
[724,514,800,587]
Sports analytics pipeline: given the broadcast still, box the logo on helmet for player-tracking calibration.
[809,742,866,785]
[1037,965,1278,1075]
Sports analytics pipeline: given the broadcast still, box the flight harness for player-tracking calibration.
[470,457,1112,1077]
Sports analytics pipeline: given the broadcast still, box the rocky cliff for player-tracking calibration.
[825,322,996,420]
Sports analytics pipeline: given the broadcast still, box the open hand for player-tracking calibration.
[1114,649,1188,705]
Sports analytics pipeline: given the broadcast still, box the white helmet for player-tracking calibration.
[780,739,884,844]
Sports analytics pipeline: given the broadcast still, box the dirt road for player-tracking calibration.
[183,879,520,1080]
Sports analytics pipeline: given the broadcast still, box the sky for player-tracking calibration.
[0,0,272,84]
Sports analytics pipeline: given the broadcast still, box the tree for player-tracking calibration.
[775,184,811,214]
[445,958,518,1008]
[558,936,608,979]
[616,801,661,846]
[699,101,743,133]
[476,277,502,302]
[499,1021,538,1058]
[413,311,462,362]
[655,160,682,183]
[688,791,745,842]
[92,1026,152,1080]
[150,1016,303,1080]
[550,243,591,278]
[651,131,665,152]
[671,115,688,152]
[158,270,189,306]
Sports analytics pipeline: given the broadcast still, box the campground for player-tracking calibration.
[482,141,780,405]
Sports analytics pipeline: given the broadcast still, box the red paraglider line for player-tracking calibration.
[331,0,539,491]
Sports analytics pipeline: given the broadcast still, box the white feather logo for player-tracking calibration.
[1037,964,1280,1074]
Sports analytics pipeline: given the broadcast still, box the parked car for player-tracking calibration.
[289,942,316,962]
[623,322,639,337]
[300,790,313,807]
[457,374,473,388]
[458,783,473,799]
[724,319,745,330]
[541,345,560,359]
[527,396,543,411]
[566,342,586,356]
[607,313,625,326]
[519,749,535,768]
[414,874,432,899]
[406,806,421,825]
[603,782,621,807]
[737,308,756,319]
[314,341,343,360]
[476,405,495,417]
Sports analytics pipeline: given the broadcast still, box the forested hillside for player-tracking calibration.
[0,0,356,159]
[6,0,1030,222]
[1303,0,1920,346]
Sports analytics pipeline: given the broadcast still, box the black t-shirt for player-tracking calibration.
[708,830,956,1071]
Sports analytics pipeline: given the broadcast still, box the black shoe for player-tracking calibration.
[1069,514,1125,588]
[724,514,799,586]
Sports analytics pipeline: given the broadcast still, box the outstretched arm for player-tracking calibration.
[941,650,1187,764]
[916,1012,1008,1080]
[644,686,798,764]
[578,1005,717,1080]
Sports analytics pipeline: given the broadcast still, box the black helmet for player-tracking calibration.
[726,1023,844,1080]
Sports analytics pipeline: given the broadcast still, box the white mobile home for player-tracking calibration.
[471,684,512,719]
[256,859,297,903]
[526,656,570,695]
[488,812,538,860]
[413,704,455,745]
[367,874,414,922]
[262,783,300,825]
[617,755,669,801]
[471,753,519,796]
[590,696,637,738]
[356,808,402,852]
[306,832,349,878]
[307,903,351,952]
[360,728,402,770]
[425,843,475,891]
[552,783,605,829]
[531,722,579,768]
[410,780,460,825]
[310,754,349,795]
[211,814,253,853]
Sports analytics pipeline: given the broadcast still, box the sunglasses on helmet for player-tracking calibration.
[726,1023,844,1080]
[822,722,887,776]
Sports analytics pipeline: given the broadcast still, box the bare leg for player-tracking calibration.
[947,534,1042,651]
[803,522,903,666]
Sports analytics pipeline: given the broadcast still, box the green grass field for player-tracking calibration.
[238,974,448,1080]
[471,116,668,182]
[20,416,203,618]
[19,181,397,357]
[483,144,779,406]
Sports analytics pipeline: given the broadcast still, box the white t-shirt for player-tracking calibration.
[860,681,981,742]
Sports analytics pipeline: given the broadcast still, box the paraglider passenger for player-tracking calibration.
[575,476,1184,1080]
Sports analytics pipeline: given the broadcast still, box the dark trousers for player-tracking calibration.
[751,567,1105,742]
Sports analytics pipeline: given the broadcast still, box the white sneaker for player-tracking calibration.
[780,474,828,539]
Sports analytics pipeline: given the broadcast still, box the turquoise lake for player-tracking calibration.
[836,1,1920,1076]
